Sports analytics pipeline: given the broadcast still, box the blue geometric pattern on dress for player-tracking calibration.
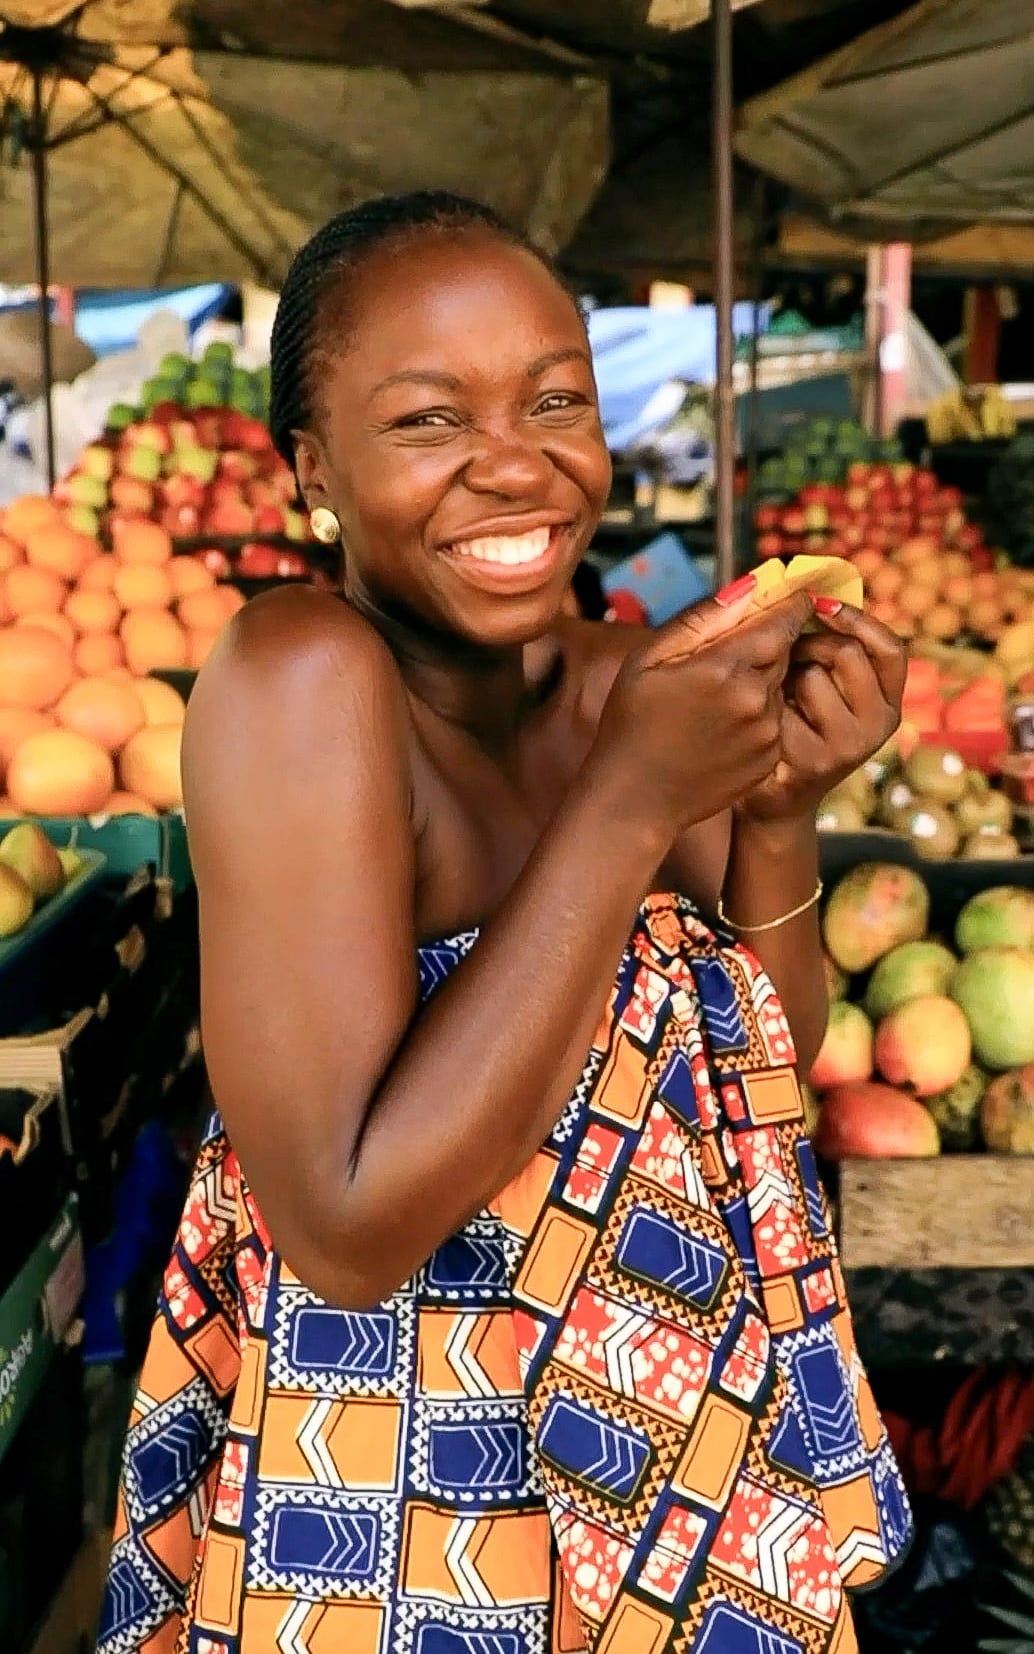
[418,932,478,999]
[793,1344,863,1460]
[289,1307,396,1375]
[656,1048,700,1131]
[691,957,750,1052]
[128,1409,212,1507]
[766,1395,817,1481]
[425,1231,510,1295]
[428,1422,526,1494]
[715,1194,760,1290]
[538,1394,650,1500]
[617,1207,728,1311]
[795,1139,828,1239]
[415,1630,522,1654]
[875,1452,915,1562]
[269,1507,379,1578]
[697,1601,804,1653]
[100,1561,151,1639]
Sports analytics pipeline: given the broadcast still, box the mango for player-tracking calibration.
[951,948,1034,1070]
[0,821,63,901]
[815,1081,940,1161]
[0,863,34,937]
[875,995,972,1096]
[955,887,1034,954]
[981,1065,1034,1154]
[752,554,864,613]
[822,862,930,974]
[925,1064,986,1151]
[809,1002,874,1091]
[822,951,848,1003]
[864,940,957,1021]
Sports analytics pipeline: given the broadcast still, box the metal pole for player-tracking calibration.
[711,0,736,587]
[30,68,56,492]
[745,173,766,561]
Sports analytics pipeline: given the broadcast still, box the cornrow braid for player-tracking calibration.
[269,191,554,470]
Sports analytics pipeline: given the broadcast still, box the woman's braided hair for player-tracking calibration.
[269,191,555,470]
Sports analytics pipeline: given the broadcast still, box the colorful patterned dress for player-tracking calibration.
[99,894,911,1654]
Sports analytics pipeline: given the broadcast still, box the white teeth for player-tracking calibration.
[449,526,552,565]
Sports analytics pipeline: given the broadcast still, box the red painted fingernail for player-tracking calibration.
[715,572,757,607]
[811,593,842,617]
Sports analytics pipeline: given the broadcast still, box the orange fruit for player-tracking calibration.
[0,707,53,784]
[177,589,228,632]
[100,790,158,818]
[64,588,122,635]
[2,495,61,546]
[76,556,118,592]
[120,608,188,675]
[0,535,24,573]
[7,728,114,815]
[113,563,173,611]
[111,518,172,567]
[55,676,146,753]
[168,557,215,599]
[120,724,183,810]
[5,563,66,616]
[134,677,186,728]
[17,610,77,650]
[186,628,220,669]
[75,633,125,675]
[0,627,75,710]
[26,525,97,581]
[219,586,246,619]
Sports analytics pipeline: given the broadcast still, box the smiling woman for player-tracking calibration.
[99,193,912,1654]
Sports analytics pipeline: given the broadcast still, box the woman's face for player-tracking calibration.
[295,228,612,650]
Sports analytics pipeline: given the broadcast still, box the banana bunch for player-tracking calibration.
[926,386,1017,444]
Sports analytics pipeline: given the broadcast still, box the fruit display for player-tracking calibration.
[753,457,967,565]
[755,418,903,501]
[811,869,1034,1157]
[924,385,1017,445]
[0,499,224,815]
[47,343,318,584]
[818,734,1023,860]
[0,820,90,938]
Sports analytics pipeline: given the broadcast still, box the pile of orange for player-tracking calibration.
[0,495,244,816]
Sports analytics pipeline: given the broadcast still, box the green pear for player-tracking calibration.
[0,822,63,900]
[0,864,34,937]
[57,846,85,882]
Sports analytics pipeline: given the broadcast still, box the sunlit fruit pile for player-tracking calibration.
[809,871,1034,1158]
[754,462,981,565]
[0,495,243,815]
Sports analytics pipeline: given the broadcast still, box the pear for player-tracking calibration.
[0,864,34,937]
[0,822,63,901]
[57,846,85,882]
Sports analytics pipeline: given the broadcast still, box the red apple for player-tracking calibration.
[162,503,202,538]
[149,400,184,424]
[846,462,871,486]
[841,523,867,550]
[253,504,286,535]
[161,474,207,511]
[237,542,280,577]
[199,548,232,579]
[277,552,311,579]
[217,450,259,484]
[780,508,806,536]
[205,499,255,536]
[122,420,172,455]
[844,486,869,513]
[110,474,156,514]
[755,504,780,532]
[755,532,784,559]
[192,412,223,449]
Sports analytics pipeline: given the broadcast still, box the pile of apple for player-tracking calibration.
[754,461,984,569]
[53,404,316,584]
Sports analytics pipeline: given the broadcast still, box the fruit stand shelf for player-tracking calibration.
[839,1157,1034,1367]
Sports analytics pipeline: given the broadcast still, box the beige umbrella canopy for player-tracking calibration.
[735,0,1034,236]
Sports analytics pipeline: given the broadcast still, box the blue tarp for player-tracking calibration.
[71,284,232,357]
[587,304,768,453]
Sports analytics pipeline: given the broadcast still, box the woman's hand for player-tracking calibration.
[735,598,907,825]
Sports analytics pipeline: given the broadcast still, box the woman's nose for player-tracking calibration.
[463,432,552,498]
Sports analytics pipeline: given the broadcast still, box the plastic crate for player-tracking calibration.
[0,814,193,894]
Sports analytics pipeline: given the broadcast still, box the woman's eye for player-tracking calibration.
[398,411,454,429]
[535,393,584,415]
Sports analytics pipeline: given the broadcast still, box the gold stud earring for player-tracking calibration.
[310,506,342,545]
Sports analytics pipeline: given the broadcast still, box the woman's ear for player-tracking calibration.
[291,431,331,513]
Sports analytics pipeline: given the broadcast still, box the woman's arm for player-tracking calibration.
[185,584,800,1310]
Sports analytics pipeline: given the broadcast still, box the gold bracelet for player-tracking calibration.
[717,878,824,935]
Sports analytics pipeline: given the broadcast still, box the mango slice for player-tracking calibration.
[752,554,863,613]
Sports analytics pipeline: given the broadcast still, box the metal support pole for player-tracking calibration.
[711,0,736,588]
[30,68,56,492]
[745,173,767,561]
